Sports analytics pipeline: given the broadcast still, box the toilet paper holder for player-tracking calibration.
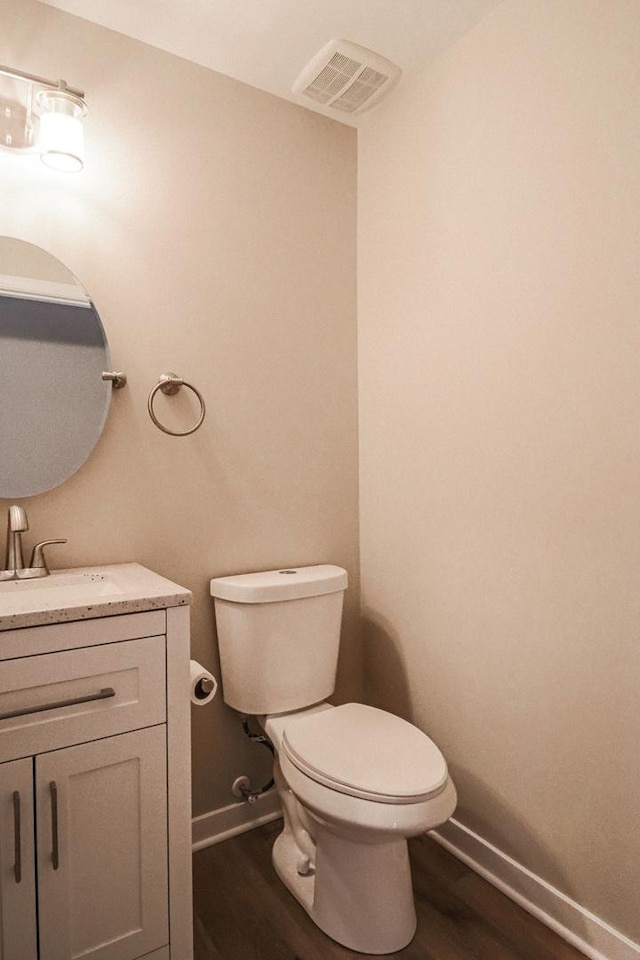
[189,660,218,705]
[194,676,215,700]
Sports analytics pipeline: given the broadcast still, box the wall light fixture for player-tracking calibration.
[0,64,87,172]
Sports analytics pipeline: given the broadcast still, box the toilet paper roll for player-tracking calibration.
[189,660,218,705]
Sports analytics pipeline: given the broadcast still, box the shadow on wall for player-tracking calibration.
[361,611,414,722]
[446,767,589,936]
[361,611,591,946]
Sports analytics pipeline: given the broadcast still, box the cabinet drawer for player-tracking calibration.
[0,636,166,762]
[0,610,166,661]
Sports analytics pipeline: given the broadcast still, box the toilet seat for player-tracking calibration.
[282,703,448,804]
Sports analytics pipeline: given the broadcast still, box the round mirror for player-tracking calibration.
[0,238,112,498]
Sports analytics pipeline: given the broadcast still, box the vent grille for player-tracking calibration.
[304,54,362,104]
[330,68,388,113]
[292,40,401,118]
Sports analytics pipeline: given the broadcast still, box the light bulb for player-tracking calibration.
[37,89,86,172]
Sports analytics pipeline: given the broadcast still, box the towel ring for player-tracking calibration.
[147,372,206,436]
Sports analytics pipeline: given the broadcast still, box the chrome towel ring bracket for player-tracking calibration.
[147,372,206,436]
[101,371,127,389]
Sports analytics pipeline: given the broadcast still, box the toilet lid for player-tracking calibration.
[282,703,448,804]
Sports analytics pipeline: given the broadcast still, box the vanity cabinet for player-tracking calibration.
[2,729,167,960]
[0,566,193,960]
[0,758,36,960]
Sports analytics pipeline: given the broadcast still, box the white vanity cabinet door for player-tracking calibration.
[0,757,37,960]
[35,726,169,960]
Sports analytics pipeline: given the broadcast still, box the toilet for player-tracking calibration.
[210,564,457,955]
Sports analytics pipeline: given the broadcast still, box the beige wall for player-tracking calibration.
[358,0,640,943]
[0,0,359,815]
[5,0,638,942]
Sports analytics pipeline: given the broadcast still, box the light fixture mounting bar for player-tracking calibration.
[0,63,84,100]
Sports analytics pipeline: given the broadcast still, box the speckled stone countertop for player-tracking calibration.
[0,563,192,631]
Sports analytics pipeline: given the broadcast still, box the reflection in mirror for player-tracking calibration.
[0,238,112,498]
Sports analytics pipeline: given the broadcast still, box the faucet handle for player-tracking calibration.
[8,505,28,533]
[28,539,68,574]
[4,504,29,573]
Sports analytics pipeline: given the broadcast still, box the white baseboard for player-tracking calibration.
[191,799,639,960]
[192,789,282,851]
[431,818,640,960]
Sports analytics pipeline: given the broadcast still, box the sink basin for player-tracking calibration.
[1,572,117,593]
[0,570,122,613]
[0,563,192,629]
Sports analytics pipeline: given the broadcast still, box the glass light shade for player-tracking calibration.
[37,90,86,172]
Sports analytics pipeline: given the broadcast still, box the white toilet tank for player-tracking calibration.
[210,565,348,715]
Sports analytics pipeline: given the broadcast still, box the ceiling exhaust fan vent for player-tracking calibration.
[292,40,401,117]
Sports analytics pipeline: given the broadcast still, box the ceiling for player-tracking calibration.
[39,0,503,125]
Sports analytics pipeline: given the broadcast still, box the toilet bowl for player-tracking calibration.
[210,564,457,954]
[263,702,457,954]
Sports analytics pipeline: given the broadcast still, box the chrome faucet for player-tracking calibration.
[1,505,67,580]
[4,505,28,574]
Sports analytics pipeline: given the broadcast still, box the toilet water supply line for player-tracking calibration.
[240,716,275,803]
[240,716,315,874]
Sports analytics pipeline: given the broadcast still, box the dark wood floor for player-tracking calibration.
[193,819,587,960]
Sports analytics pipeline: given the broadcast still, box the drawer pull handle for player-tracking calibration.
[13,790,21,883]
[0,687,116,721]
[50,781,59,870]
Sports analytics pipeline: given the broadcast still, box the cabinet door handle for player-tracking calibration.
[0,686,116,722]
[13,790,21,883]
[50,781,59,871]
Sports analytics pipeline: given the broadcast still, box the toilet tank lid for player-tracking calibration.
[210,564,347,603]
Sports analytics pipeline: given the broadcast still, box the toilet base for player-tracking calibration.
[272,814,417,955]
